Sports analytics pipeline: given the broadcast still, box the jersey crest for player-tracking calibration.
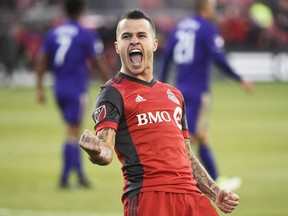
[93,105,107,124]
[167,89,180,105]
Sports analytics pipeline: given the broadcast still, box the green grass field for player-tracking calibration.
[0,81,288,216]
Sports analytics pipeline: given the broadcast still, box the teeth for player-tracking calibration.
[130,49,141,54]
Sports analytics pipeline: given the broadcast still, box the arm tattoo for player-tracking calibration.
[89,128,116,166]
[184,138,220,201]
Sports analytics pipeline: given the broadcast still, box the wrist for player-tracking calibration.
[210,184,221,201]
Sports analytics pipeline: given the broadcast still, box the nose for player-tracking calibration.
[130,36,139,45]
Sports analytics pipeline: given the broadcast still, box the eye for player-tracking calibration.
[121,34,130,39]
[139,33,147,38]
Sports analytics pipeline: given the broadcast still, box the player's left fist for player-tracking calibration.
[215,189,240,213]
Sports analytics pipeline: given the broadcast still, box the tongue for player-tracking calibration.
[130,53,142,64]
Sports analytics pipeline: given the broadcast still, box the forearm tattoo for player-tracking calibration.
[184,139,220,201]
[89,128,116,166]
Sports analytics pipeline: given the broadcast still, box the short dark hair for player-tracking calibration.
[64,0,85,18]
[117,9,156,36]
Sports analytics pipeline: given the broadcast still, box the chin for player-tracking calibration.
[129,64,144,73]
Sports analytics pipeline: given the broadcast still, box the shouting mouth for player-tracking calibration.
[129,49,143,65]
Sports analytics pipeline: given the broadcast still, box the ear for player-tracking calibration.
[153,39,158,52]
[114,42,119,54]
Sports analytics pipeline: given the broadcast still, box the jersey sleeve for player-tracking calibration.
[204,25,242,81]
[92,86,123,132]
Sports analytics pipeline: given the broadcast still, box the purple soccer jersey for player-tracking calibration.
[160,15,241,96]
[42,19,104,123]
[43,19,104,95]
[160,15,243,134]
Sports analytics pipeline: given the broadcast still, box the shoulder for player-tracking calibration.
[97,74,124,100]
[156,81,183,98]
[45,26,57,39]
[202,19,219,34]
[76,25,95,39]
[94,76,125,116]
[62,21,95,41]
[176,15,218,37]
[42,27,57,47]
[176,15,201,31]
[187,15,215,32]
[102,73,125,89]
[157,80,174,88]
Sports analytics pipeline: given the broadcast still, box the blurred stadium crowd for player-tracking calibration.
[0,0,287,82]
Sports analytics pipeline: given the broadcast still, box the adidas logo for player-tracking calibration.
[135,95,146,102]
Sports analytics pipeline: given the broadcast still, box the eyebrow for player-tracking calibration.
[121,31,148,36]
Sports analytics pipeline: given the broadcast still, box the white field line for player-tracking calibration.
[0,208,122,216]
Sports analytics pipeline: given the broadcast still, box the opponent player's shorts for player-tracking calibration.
[55,91,88,124]
[184,93,211,135]
[124,191,219,216]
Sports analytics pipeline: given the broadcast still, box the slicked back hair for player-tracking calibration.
[116,9,156,38]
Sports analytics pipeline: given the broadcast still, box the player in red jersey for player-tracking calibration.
[79,9,239,216]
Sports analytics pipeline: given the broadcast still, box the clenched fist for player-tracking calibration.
[215,189,240,213]
[79,129,115,166]
[79,130,103,161]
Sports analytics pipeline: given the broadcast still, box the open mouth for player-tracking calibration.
[129,49,143,64]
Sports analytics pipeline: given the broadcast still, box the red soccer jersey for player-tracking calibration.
[92,73,200,200]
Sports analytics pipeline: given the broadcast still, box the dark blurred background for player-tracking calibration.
[0,0,287,85]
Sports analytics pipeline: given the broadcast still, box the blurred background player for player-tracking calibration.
[35,0,111,189]
[160,0,253,190]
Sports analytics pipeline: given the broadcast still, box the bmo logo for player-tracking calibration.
[136,107,182,130]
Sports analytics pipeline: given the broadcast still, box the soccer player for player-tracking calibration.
[79,9,240,215]
[35,0,110,189]
[160,0,253,190]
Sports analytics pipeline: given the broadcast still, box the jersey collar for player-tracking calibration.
[118,72,156,87]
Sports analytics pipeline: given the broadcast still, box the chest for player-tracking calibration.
[119,83,183,130]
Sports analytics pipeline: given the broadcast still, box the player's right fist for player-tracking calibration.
[79,130,102,159]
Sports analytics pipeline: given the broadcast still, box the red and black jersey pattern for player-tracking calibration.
[92,72,199,200]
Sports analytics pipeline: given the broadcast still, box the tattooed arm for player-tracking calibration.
[184,138,240,213]
[79,128,116,166]
[184,138,220,200]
